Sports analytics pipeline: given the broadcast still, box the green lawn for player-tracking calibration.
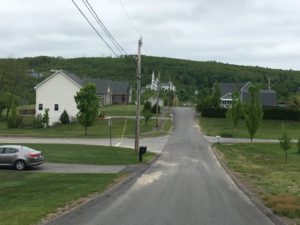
[0,118,156,138]
[216,143,300,224]
[199,117,300,139]
[0,144,156,165]
[101,105,138,116]
[0,172,123,225]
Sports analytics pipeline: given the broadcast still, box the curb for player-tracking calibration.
[42,153,161,225]
[211,146,287,225]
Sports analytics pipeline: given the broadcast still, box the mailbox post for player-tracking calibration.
[106,117,112,147]
[139,146,147,162]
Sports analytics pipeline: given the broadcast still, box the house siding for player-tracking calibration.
[35,72,80,125]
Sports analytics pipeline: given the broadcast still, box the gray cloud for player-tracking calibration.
[0,0,299,69]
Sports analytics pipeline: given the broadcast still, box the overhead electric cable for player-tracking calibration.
[117,0,142,38]
[84,0,128,55]
[71,0,118,57]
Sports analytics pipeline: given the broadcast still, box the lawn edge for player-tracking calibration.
[211,145,287,225]
[41,153,161,225]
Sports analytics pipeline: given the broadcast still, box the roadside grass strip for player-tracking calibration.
[215,143,300,224]
[0,144,156,165]
[101,105,138,116]
[199,117,300,139]
[0,172,122,225]
[0,118,154,138]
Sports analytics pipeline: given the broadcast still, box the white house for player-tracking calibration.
[34,71,82,125]
[34,70,132,125]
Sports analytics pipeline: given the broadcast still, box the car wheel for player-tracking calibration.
[15,160,26,171]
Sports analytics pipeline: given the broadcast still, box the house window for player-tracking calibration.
[38,104,43,111]
[54,104,59,111]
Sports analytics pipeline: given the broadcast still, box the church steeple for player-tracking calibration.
[152,70,155,84]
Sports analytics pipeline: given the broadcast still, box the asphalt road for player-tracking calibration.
[46,108,274,225]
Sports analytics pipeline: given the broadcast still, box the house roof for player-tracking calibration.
[64,72,84,86]
[242,89,278,106]
[220,82,248,97]
[85,78,111,94]
[110,81,130,94]
[260,90,278,106]
[84,78,130,95]
[35,71,130,95]
[34,70,83,90]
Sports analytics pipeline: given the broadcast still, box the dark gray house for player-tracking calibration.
[59,72,131,106]
[84,78,131,105]
[219,82,277,108]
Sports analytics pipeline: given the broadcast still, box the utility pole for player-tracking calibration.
[135,37,142,153]
[156,73,160,128]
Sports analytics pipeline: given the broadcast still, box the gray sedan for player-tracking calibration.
[0,145,44,171]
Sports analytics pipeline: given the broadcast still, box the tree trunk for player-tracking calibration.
[285,151,287,164]
[84,126,87,135]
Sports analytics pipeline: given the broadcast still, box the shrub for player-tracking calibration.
[7,106,20,128]
[42,108,49,127]
[34,114,44,128]
[60,110,70,124]
[18,116,35,128]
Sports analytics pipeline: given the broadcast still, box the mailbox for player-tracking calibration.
[139,146,147,162]
[139,146,147,154]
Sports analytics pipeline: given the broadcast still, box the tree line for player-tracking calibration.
[1,55,300,112]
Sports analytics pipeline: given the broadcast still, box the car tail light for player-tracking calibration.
[28,153,40,158]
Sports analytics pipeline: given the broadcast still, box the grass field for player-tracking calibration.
[5,144,156,165]
[0,172,123,225]
[101,105,138,116]
[199,117,300,139]
[0,118,156,138]
[215,143,300,224]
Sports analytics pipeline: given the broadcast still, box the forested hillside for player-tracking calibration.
[1,55,300,105]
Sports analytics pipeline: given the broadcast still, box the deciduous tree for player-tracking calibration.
[74,84,99,135]
[226,91,243,130]
[243,84,263,145]
[279,124,291,164]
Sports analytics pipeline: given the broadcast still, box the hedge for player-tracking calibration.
[263,107,300,121]
[201,106,300,121]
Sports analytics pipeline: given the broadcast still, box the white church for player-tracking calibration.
[145,71,176,92]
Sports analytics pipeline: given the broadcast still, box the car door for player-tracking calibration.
[0,147,6,165]
[1,148,19,165]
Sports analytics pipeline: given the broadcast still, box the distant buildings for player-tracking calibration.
[34,70,131,125]
[219,81,278,108]
[146,71,176,92]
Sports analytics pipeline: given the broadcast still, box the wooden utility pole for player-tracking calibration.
[156,73,160,128]
[135,37,142,153]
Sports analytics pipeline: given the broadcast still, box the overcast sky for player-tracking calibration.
[1,0,300,70]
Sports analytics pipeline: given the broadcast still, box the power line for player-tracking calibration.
[70,0,118,57]
[117,0,142,38]
[83,0,128,55]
